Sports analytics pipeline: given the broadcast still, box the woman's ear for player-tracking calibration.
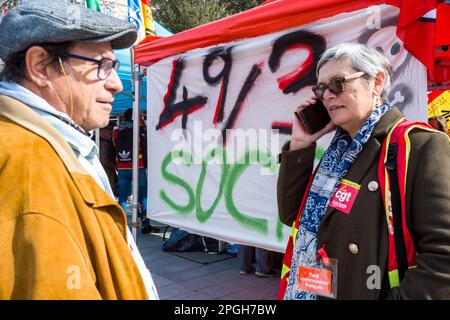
[373,71,386,97]
[24,46,53,88]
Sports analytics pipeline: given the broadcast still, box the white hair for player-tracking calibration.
[316,43,394,101]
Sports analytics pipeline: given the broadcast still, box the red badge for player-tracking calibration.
[298,266,332,295]
[329,179,360,215]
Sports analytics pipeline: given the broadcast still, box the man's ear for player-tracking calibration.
[24,46,54,88]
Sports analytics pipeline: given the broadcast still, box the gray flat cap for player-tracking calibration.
[0,0,138,62]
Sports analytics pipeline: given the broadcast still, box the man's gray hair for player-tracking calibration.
[316,43,394,101]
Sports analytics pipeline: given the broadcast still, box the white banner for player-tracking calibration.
[146,5,427,252]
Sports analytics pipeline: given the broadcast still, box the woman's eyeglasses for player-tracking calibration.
[57,52,120,80]
[312,71,365,100]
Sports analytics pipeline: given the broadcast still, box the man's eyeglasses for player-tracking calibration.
[57,52,120,80]
[312,71,366,100]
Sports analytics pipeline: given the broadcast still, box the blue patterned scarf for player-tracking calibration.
[285,103,392,300]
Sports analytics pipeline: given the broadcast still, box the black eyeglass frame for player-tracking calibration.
[312,71,366,100]
[57,52,120,80]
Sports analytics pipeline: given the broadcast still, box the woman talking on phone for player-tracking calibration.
[277,43,450,300]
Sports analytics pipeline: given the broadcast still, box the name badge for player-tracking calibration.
[329,179,360,215]
[297,259,338,298]
[298,266,332,295]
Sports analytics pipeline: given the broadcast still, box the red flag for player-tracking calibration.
[393,0,444,79]
[435,3,450,45]
[433,3,450,83]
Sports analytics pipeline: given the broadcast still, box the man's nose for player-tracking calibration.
[106,68,123,93]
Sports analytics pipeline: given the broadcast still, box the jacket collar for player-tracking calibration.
[319,107,404,225]
[326,107,404,185]
[370,107,405,140]
[0,94,119,210]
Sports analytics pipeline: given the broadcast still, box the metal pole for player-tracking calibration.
[129,44,140,243]
[131,71,141,243]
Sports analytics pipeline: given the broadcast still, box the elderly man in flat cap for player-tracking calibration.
[0,0,158,300]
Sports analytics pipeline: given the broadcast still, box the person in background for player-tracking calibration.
[238,244,275,277]
[428,115,448,135]
[0,0,158,299]
[99,121,118,197]
[113,108,159,234]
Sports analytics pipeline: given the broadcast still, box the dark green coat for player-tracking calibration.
[277,108,450,299]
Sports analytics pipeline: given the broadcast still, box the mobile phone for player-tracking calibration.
[295,100,331,135]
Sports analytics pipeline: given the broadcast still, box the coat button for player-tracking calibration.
[368,181,379,192]
[349,243,359,254]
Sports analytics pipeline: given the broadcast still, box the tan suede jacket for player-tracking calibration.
[0,95,148,299]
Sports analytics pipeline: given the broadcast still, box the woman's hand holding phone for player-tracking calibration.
[290,97,335,151]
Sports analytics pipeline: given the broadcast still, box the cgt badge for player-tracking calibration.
[329,179,361,215]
